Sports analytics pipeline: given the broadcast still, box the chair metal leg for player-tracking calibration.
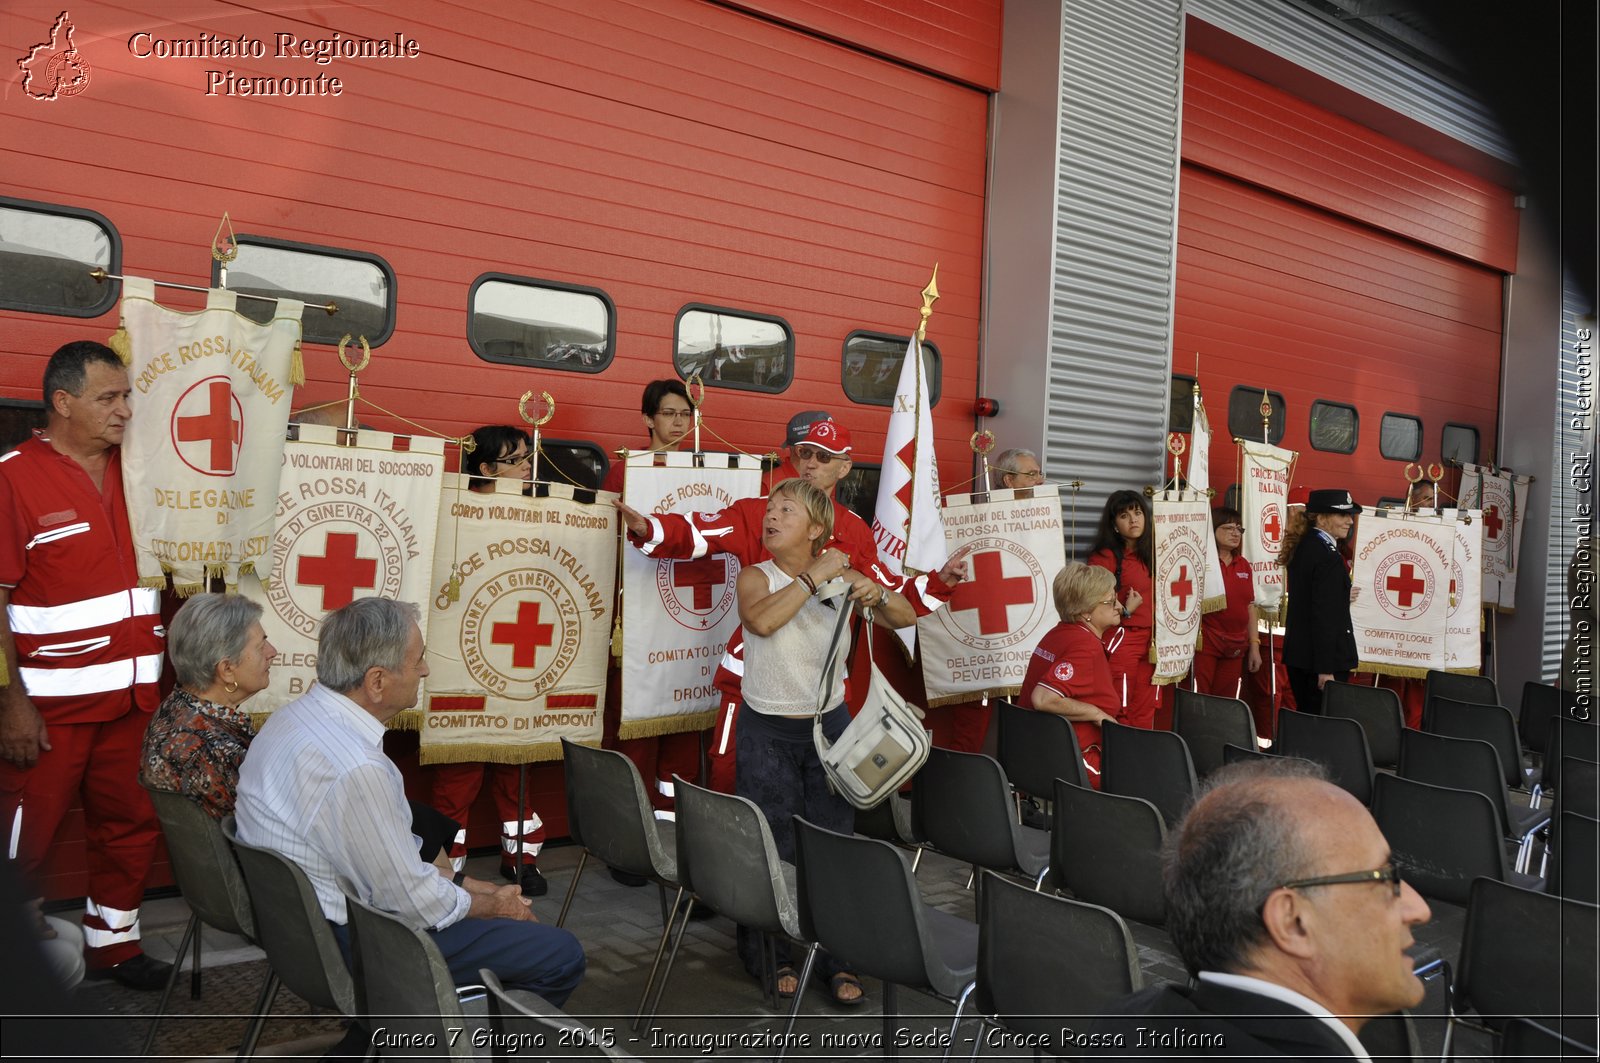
[555,850,588,927]
[1033,865,1049,891]
[639,892,694,1031]
[778,942,820,1061]
[234,970,280,1061]
[142,911,198,1055]
[942,981,976,1061]
[882,981,899,1060]
[968,1018,989,1060]
[656,881,669,926]
[190,918,204,999]
[910,846,924,874]
[631,885,685,1032]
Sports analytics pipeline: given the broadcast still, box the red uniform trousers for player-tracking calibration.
[427,763,545,870]
[1107,628,1158,729]
[1192,649,1247,700]
[602,662,707,812]
[0,708,160,969]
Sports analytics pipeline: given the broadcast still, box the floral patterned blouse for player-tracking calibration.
[140,687,255,819]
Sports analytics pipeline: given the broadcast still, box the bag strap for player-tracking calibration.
[814,578,855,720]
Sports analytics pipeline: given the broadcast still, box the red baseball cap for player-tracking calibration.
[794,418,852,455]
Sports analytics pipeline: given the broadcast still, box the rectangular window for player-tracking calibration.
[674,305,793,393]
[1222,483,1240,512]
[1380,413,1422,462]
[0,399,47,454]
[1308,400,1359,454]
[537,439,608,491]
[469,274,614,372]
[834,462,881,524]
[1168,375,1197,434]
[841,331,941,407]
[0,197,119,317]
[1441,423,1480,466]
[1228,387,1285,445]
[215,236,395,347]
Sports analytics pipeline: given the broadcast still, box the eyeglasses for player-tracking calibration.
[655,408,694,420]
[1096,597,1119,609]
[1280,864,1402,899]
[1217,523,1243,531]
[791,445,841,464]
[491,451,533,468]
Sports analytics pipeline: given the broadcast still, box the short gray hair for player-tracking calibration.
[317,598,421,693]
[1163,758,1329,977]
[992,447,1039,477]
[167,594,264,689]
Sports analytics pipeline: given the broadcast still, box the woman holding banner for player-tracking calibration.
[1085,490,1157,727]
[1020,563,1123,788]
[1193,508,1261,698]
[1281,489,1363,715]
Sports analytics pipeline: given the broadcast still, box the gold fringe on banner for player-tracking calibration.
[0,655,9,687]
[1355,663,1431,680]
[925,687,1020,710]
[418,741,565,766]
[1200,592,1227,614]
[1153,672,1188,686]
[106,321,132,364]
[617,709,718,742]
[288,336,305,387]
[390,709,423,732]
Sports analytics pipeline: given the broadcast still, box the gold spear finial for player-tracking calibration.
[915,264,940,343]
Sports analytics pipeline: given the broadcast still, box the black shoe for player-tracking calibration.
[503,864,549,897]
[86,953,173,991]
[610,868,648,887]
[1018,797,1050,831]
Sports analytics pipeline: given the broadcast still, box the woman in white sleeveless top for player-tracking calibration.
[733,477,913,1006]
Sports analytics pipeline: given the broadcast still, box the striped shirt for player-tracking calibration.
[235,683,469,929]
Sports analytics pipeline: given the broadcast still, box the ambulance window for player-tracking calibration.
[1309,400,1358,454]
[1168,375,1196,434]
[1441,423,1479,466]
[835,462,881,525]
[673,305,793,393]
[216,236,395,347]
[1380,413,1422,461]
[0,197,120,316]
[1222,483,1240,512]
[469,274,614,372]
[841,331,942,407]
[0,399,47,453]
[1227,387,1285,445]
[536,439,608,492]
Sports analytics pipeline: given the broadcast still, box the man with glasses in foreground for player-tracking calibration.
[1090,759,1431,1058]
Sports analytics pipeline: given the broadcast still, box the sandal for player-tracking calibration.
[829,971,866,1006]
[774,964,799,999]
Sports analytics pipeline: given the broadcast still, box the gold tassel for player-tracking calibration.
[107,323,132,364]
[616,710,719,741]
[610,614,623,662]
[1,654,9,687]
[288,336,306,387]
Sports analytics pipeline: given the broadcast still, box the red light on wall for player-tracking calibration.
[973,397,999,417]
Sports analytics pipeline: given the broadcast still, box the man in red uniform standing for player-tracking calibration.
[615,413,963,793]
[0,341,170,988]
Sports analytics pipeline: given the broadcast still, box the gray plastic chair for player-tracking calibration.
[1549,811,1599,904]
[913,746,1050,889]
[1556,757,1600,820]
[1429,696,1530,791]
[1534,717,1600,805]
[1100,722,1197,828]
[222,818,366,1052]
[1276,708,1375,805]
[143,790,275,1060]
[1050,779,1166,925]
[555,739,682,1029]
[995,699,1089,803]
[972,871,1141,1056]
[1323,681,1405,769]
[1172,689,1256,777]
[1370,773,1541,906]
[1423,670,1499,728]
[1498,1016,1599,1060]
[480,969,641,1061]
[854,789,925,872]
[1399,727,1549,872]
[1222,741,1276,766]
[645,776,816,1034]
[794,816,978,1061]
[1516,681,1577,756]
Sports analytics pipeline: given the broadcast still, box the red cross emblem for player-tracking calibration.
[1169,564,1194,611]
[171,377,243,476]
[297,532,379,611]
[1483,504,1503,541]
[672,557,727,610]
[1386,563,1427,608]
[492,601,556,668]
[949,551,1036,635]
[1261,504,1283,547]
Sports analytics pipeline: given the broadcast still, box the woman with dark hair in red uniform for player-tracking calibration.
[1085,490,1156,727]
[1019,563,1123,787]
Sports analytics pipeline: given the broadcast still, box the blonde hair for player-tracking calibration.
[770,477,833,557]
[1052,562,1117,621]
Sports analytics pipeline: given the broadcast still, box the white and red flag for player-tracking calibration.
[1152,490,1210,683]
[1187,389,1227,614]
[1457,463,1532,612]
[1238,440,1296,618]
[1350,509,1455,676]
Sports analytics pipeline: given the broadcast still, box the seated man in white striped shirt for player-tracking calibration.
[236,597,585,1006]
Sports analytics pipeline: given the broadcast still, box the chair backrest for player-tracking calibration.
[1398,727,1515,837]
[793,816,937,989]
[914,747,1028,873]
[1517,681,1575,755]
[1423,669,1498,726]
[1370,773,1508,906]
[222,817,357,1015]
[975,871,1140,1043]
[1171,690,1256,777]
[1499,1017,1600,1061]
[671,776,797,938]
[1557,758,1600,820]
[1429,697,1525,789]
[1322,681,1405,768]
[481,969,636,1061]
[1100,722,1197,827]
[1051,779,1166,925]
[344,893,466,1059]
[144,786,254,940]
[996,700,1089,794]
[1457,877,1600,1040]
[1550,811,1599,905]
[559,738,674,882]
[1222,742,1275,766]
[1275,709,1375,805]
[1542,717,1600,790]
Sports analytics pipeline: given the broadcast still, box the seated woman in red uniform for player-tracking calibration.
[1020,563,1123,788]
[1085,490,1156,727]
[1193,507,1261,697]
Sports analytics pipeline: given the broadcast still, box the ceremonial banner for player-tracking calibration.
[240,424,444,717]
[421,479,615,764]
[620,452,762,739]
[1443,509,1484,672]
[1188,392,1227,614]
[1152,491,1211,684]
[918,490,1066,706]
[1457,464,1532,611]
[1351,510,1453,676]
[119,277,304,591]
[871,335,949,578]
[1238,440,1296,617]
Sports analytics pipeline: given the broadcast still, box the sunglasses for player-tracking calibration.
[791,445,843,464]
[1280,863,1402,899]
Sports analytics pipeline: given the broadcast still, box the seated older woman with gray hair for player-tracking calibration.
[140,594,277,819]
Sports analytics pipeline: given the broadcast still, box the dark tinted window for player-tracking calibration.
[835,462,881,525]
[1379,413,1422,461]
[1228,387,1285,445]
[536,439,608,491]
[0,400,47,453]
[1441,423,1480,466]
[0,197,119,316]
[1222,483,1240,512]
[469,274,614,372]
[216,236,395,346]
[673,305,793,392]
[841,331,941,406]
[1169,375,1197,434]
[1308,400,1358,454]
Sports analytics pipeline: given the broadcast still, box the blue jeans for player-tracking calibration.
[332,916,586,1007]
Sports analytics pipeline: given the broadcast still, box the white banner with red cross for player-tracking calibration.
[239,425,445,718]
[118,276,304,592]
[1457,463,1532,612]
[917,489,1066,706]
[620,452,763,739]
[421,478,616,764]
[1350,510,1454,677]
[1238,440,1296,619]
[1152,490,1211,684]
[1187,391,1228,614]
[1443,509,1484,672]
